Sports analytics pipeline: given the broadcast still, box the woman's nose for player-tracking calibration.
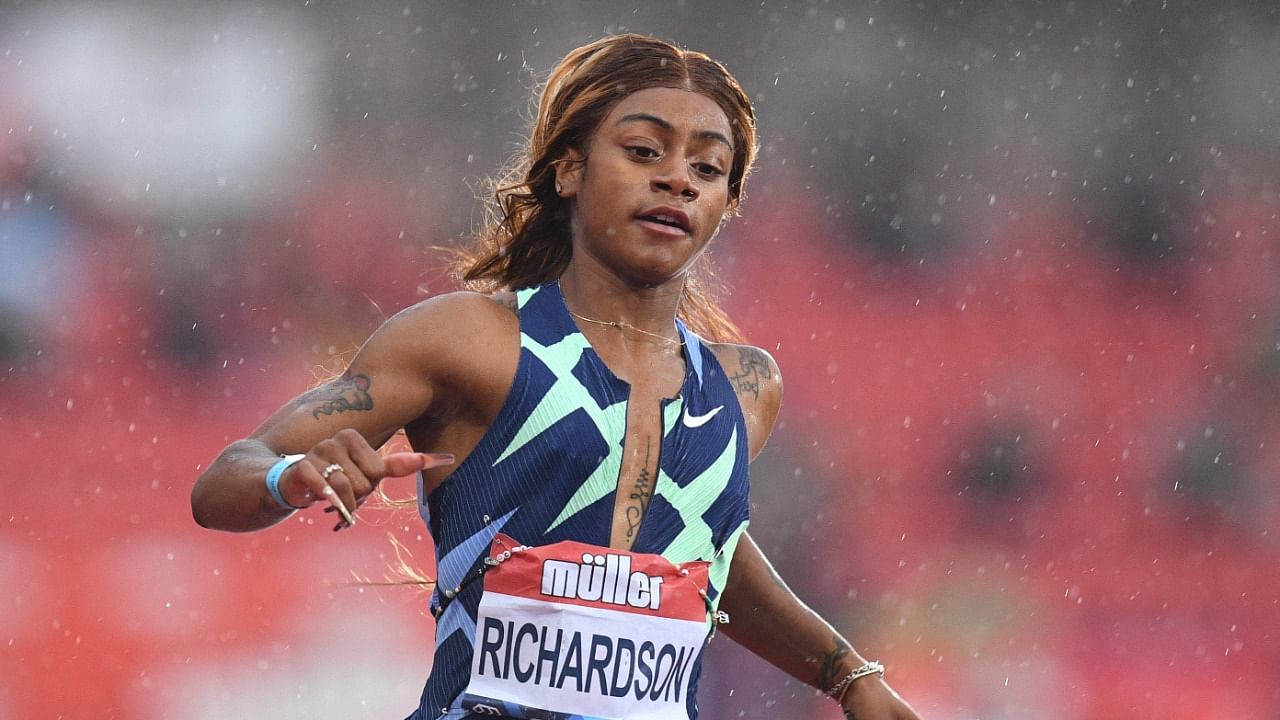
[651,159,698,199]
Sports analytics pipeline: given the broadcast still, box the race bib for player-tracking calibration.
[459,534,711,720]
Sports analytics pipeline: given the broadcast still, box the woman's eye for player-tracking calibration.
[695,163,725,177]
[627,146,659,159]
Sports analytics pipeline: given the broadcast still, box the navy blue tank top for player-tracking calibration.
[409,281,750,719]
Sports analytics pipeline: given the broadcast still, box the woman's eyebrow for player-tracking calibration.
[616,112,733,151]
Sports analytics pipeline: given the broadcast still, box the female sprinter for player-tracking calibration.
[192,34,919,720]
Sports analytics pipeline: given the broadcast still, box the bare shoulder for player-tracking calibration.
[350,289,520,391]
[708,342,783,460]
[375,289,518,346]
[250,289,520,451]
[397,288,516,321]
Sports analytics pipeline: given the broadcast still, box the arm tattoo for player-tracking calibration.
[296,370,374,419]
[817,633,854,691]
[624,441,654,541]
[729,346,773,401]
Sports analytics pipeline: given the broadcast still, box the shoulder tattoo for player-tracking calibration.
[295,369,375,420]
[491,292,520,318]
[728,346,773,401]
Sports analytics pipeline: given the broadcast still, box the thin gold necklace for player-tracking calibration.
[568,309,684,347]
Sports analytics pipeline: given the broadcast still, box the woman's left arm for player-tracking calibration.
[718,533,920,719]
[712,343,919,718]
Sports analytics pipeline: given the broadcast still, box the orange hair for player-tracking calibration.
[454,33,758,343]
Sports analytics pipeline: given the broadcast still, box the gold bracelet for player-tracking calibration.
[824,661,885,700]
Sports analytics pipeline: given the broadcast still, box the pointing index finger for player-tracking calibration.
[382,452,455,477]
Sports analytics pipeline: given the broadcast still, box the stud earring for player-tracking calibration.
[555,182,563,194]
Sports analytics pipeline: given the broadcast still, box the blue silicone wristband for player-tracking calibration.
[266,454,308,510]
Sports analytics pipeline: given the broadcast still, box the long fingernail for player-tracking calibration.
[330,499,355,527]
[321,487,355,526]
[423,453,455,464]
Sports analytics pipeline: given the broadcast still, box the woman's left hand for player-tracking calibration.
[841,675,920,720]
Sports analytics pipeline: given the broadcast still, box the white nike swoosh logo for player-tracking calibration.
[682,405,723,428]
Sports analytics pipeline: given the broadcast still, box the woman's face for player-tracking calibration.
[559,86,734,287]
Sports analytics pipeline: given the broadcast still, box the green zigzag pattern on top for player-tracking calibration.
[707,520,748,613]
[494,287,630,535]
[503,285,744,582]
[656,426,739,564]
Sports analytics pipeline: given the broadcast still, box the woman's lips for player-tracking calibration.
[635,217,690,237]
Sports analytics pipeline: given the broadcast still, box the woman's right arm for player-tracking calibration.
[191,292,491,533]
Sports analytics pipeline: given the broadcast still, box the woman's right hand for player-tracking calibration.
[280,429,454,529]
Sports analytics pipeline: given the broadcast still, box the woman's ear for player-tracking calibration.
[554,149,585,198]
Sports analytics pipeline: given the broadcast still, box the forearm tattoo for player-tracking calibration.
[624,441,654,541]
[729,346,772,401]
[296,370,374,419]
[818,633,854,691]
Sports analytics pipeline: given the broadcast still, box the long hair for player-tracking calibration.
[455,34,758,343]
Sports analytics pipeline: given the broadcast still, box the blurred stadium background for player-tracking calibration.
[3,1,1278,717]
